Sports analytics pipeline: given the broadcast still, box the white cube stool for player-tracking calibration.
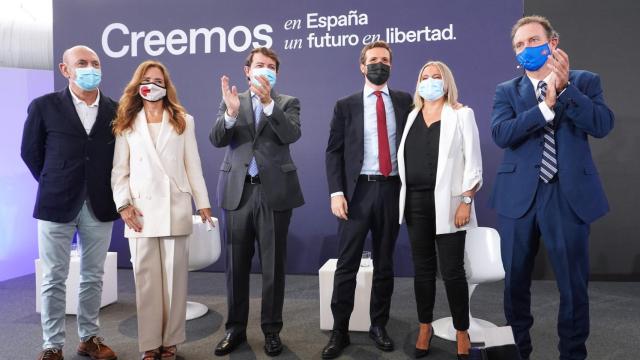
[35,252,118,314]
[319,258,373,331]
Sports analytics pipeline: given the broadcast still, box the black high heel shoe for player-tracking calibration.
[414,324,434,358]
[456,332,471,360]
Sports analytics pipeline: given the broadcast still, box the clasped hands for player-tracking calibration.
[543,48,571,109]
[221,74,272,118]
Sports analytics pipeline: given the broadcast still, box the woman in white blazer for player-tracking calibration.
[111,60,212,360]
[398,61,482,359]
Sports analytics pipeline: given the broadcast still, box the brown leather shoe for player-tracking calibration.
[77,336,117,360]
[38,348,63,360]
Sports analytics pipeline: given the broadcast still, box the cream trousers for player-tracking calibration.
[129,236,188,352]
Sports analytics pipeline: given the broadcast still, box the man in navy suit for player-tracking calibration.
[21,46,119,360]
[490,16,614,360]
[323,41,413,359]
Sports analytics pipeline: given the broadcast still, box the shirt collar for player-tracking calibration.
[527,73,553,90]
[363,84,390,97]
[69,86,100,107]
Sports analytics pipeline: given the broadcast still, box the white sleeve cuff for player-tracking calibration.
[330,191,344,198]
[224,111,237,129]
[538,102,555,122]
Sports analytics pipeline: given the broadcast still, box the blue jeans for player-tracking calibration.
[38,200,113,349]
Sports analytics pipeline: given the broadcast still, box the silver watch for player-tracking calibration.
[461,196,473,204]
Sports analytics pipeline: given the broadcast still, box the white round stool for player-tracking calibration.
[186,215,221,320]
[432,227,505,342]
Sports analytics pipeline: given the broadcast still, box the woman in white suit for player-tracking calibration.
[111,60,213,360]
[398,61,482,359]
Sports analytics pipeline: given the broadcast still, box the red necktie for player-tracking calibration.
[374,91,392,177]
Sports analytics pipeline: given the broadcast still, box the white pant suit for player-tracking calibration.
[111,110,210,351]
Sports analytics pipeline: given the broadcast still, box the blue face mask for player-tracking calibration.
[251,67,277,88]
[516,43,551,71]
[74,67,102,91]
[418,78,445,101]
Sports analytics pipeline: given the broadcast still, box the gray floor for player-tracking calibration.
[1,270,638,360]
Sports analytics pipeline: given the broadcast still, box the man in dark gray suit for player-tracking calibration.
[210,47,304,357]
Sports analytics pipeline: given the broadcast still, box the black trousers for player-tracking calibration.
[331,177,400,331]
[405,189,469,330]
[222,183,292,334]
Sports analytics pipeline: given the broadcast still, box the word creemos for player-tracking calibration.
[101,22,274,58]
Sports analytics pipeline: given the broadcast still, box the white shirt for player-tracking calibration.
[224,92,275,128]
[69,87,100,134]
[147,122,162,147]
[361,84,398,175]
[528,75,555,122]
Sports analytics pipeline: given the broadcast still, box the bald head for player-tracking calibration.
[62,45,100,65]
[59,45,102,94]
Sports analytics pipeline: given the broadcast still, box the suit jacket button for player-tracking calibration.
[534,164,540,168]
[85,156,90,160]
[244,163,248,167]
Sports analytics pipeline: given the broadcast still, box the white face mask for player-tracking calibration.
[250,67,277,88]
[139,83,166,102]
[418,78,445,101]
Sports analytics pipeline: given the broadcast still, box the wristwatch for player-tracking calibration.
[117,203,131,213]
[461,196,473,205]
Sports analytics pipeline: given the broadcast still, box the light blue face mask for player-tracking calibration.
[418,78,445,101]
[74,67,102,91]
[251,67,277,88]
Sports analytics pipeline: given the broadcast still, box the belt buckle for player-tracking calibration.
[367,174,377,182]
[250,176,258,184]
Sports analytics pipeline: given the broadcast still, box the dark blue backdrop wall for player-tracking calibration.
[52,0,523,276]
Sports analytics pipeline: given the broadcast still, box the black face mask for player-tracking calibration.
[365,63,390,85]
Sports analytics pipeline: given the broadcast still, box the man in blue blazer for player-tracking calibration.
[490,16,614,360]
[21,46,119,360]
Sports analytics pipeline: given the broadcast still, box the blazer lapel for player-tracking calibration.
[155,111,172,153]
[239,91,255,137]
[389,89,406,148]
[435,105,456,188]
[256,90,277,136]
[58,88,89,136]
[398,108,419,182]
[517,75,539,113]
[353,92,365,160]
[134,110,167,175]
[90,92,111,137]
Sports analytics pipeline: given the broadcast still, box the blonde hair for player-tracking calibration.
[413,60,459,109]
[113,60,187,135]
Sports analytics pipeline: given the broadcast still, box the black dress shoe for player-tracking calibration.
[264,332,283,357]
[321,330,350,359]
[369,326,394,351]
[214,331,246,356]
